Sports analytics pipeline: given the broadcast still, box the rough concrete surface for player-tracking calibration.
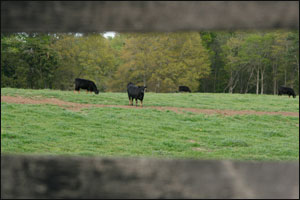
[1,1,299,33]
[1,154,299,199]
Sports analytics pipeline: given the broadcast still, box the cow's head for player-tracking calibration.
[138,86,147,92]
[95,90,99,94]
[127,82,134,87]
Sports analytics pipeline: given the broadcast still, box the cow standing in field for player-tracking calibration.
[75,78,99,94]
[179,86,191,93]
[127,82,147,106]
[278,86,296,98]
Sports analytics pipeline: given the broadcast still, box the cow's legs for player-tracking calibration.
[129,98,134,106]
[75,88,80,94]
[141,100,143,107]
[135,99,138,106]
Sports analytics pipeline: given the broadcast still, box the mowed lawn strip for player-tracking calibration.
[1,102,299,161]
[1,88,299,112]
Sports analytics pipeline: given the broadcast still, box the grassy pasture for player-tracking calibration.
[2,87,299,112]
[1,88,299,161]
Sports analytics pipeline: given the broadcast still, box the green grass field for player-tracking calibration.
[1,88,299,161]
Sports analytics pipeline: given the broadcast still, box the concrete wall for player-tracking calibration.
[1,1,299,33]
[1,154,299,199]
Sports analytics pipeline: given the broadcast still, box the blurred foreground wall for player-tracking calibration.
[1,1,299,32]
[1,154,299,199]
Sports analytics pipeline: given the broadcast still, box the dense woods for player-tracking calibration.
[1,30,299,94]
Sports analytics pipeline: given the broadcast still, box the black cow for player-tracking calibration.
[278,86,296,98]
[127,82,147,106]
[75,78,99,94]
[179,86,191,93]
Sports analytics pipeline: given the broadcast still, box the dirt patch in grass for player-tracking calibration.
[1,95,299,117]
[188,140,213,152]
[192,147,212,152]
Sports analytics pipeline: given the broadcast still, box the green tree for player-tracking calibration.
[234,32,272,94]
[51,33,116,91]
[1,33,59,89]
[111,32,211,92]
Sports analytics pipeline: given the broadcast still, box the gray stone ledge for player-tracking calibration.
[1,154,299,199]
[1,1,299,33]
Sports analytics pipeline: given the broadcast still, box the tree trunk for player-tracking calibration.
[295,55,299,82]
[213,69,217,93]
[143,64,147,87]
[245,67,254,94]
[155,79,160,93]
[143,74,146,87]
[228,71,239,94]
[260,68,264,95]
[229,86,233,93]
[284,69,287,86]
[229,71,233,93]
[229,83,233,93]
[224,71,233,93]
[232,76,239,93]
[256,67,259,95]
[273,63,277,95]
[273,77,277,95]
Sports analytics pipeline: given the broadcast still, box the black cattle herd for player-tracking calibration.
[74,78,297,107]
[278,86,296,98]
[127,82,147,106]
[75,78,99,94]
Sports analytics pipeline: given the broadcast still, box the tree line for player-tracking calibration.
[1,30,299,94]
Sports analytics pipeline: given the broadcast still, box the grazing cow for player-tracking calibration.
[127,82,147,106]
[278,86,296,98]
[179,86,191,93]
[75,78,99,94]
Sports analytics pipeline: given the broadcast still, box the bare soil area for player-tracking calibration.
[1,95,299,117]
